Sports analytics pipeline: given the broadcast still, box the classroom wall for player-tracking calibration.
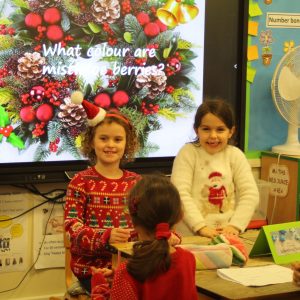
[0,183,67,300]
[245,0,300,157]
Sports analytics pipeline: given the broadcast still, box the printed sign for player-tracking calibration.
[250,221,300,264]
[268,163,289,197]
[0,194,31,273]
[266,13,300,28]
[33,196,65,269]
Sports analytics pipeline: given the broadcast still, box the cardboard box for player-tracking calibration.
[260,151,300,224]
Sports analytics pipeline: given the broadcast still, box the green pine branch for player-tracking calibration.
[11,0,29,9]
[47,121,63,143]
[157,108,184,121]
[151,31,178,50]
[59,134,81,159]
[124,14,145,47]
[33,144,50,161]
[137,141,159,157]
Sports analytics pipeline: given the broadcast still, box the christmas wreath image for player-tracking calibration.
[0,0,201,160]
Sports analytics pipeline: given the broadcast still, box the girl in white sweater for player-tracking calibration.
[171,98,259,238]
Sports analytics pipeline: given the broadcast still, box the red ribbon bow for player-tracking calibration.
[155,223,171,240]
[0,125,13,137]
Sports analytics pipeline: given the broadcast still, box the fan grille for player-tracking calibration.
[271,46,300,126]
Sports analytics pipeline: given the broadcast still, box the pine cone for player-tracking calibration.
[73,11,94,25]
[91,0,120,24]
[17,52,46,79]
[28,0,61,10]
[58,99,87,129]
[135,66,167,99]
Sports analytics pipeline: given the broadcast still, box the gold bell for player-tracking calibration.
[178,4,199,24]
[157,0,181,27]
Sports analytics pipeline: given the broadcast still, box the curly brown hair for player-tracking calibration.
[80,110,139,166]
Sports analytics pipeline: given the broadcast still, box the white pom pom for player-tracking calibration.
[71,91,84,104]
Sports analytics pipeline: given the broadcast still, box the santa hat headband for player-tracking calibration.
[71,91,106,126]
[105,113,130,126]
[71,91,129,127]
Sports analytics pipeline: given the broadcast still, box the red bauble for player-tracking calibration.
[112,91,129,107]
[36,104,53,122]
[167,57,181,72]
[136,12,150,26]
[94,93,111,109]
[155,19,167,32]
[43,7,62,24]
[30,86,45,101]
[46,25,64,42]
[144,22,160,37]
[25,12,42,28]
[20,106,36,123]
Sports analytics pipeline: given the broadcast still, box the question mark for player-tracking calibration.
[158,63,165,71]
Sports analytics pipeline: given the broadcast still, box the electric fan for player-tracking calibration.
[271,45,300,155]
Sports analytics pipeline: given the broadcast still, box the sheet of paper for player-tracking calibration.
[247,45,259,61]
[247,66,257,83]
[217,264,293,286]
[249,1,263,17]
[248,21,259,36]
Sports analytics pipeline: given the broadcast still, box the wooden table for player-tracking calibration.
[110,231,300,300]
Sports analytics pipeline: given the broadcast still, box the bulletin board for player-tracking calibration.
[245,0,300,158]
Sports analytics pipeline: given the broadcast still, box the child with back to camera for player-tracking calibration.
[90,174,198,300]
[171,98,259,238]
[64,91,140,295]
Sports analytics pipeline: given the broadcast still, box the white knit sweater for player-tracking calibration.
[171,143,259,235]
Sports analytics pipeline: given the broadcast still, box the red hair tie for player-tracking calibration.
[155,223,171,240]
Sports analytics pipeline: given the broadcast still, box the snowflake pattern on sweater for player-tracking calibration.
[64,167,140,279]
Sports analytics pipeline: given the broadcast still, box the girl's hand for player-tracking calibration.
[198,226,219,238]
[221,225,240,236]
[168,232,181,246]
[292,262,300,286]
[91,266,113,277]
[109,228,131,243]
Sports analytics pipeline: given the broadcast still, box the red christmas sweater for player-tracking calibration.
[64,167,140,279]
[91,247,198,300]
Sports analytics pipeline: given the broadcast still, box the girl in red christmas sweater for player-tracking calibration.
[64,91,140,294]
[91,174,198,300]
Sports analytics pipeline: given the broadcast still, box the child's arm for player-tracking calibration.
[109,228,131,243]
[91,267,114,300]
[169,231,182,246]
[198,226,219,238]
[221,225,240,236]
[292,262,300,286]
[228,148,260,232]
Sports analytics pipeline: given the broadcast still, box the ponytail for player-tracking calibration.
[127,239,171,282]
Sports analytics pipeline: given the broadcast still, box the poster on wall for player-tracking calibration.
[33,197,65,269]
[246,0,300,155]
[0,0,205,163]
[0,194,31,273]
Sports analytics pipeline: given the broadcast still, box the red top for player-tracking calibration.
[64,167,140,279]
[91,247,198,300]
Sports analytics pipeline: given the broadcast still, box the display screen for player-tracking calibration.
[0,0,204,163]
